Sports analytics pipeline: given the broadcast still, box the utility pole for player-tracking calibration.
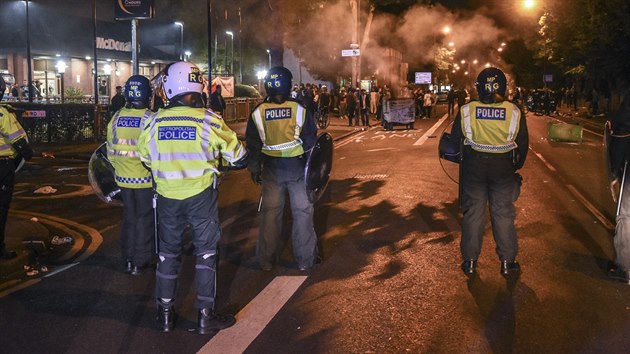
[350,0,358,88]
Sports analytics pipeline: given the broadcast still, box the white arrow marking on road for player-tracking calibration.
[198,276,307,354]
[413,113,450,146]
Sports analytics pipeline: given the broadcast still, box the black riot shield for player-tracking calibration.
[304,133,334,203]
[88,142,122,205]
[438,131,461,164]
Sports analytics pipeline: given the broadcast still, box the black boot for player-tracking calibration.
[500,260,521,276]
[461,260,477,276]
[156,299,176,332]
[197,308,235,334]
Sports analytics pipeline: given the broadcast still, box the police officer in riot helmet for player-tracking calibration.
[106,75,155,276]
[0,75,33,260]
[450,67,529,277]
[246,66,319,271]
[138,61,248,333]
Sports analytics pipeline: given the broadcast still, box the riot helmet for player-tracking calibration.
[475,67,507,104]
[264,66,293,102]
[124,75,152,109]
[0,75,5,102]
[152,61,204,108]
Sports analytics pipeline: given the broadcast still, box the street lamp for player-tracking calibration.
[523,0,536,10]
[185,50,191,62]
[226,31,234,75]
[174,21,184,60]
[266,49,271,69]
[56,60,66,103]
[23,0,33,102]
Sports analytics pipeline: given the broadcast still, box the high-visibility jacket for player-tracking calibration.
[250,100,306,157]
[106,107,153,189]
[460,100,521,153]
[137,106,246,200]
[0,104,28,158]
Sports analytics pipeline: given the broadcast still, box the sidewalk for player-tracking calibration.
[1,112,361,290]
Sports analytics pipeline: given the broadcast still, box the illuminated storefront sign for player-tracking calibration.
[96,37,132,52]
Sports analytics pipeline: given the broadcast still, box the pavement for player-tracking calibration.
[0,111,365,289]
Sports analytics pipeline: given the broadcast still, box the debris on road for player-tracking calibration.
[51,235,74,246]
[34,186,58,194]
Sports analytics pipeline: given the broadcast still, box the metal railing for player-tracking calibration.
[4,97,261,143]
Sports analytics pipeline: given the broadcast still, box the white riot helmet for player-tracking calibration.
[157,61,204,101]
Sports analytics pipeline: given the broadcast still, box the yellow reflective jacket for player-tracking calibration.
[137,106,246,200]
[460,100,521,153]
[250,100,306,157]
[107,107,153,189]
[0,104,28,158]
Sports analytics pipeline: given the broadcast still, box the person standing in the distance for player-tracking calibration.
[209,84,226,116]
[138,61,248,334]
[457,87,467,109]
[246,66,318,272]
[106,75,155,276]
[110,85,126,114]
[450,67,529,277]
[447,89,457,116]
[359,88,370,127]
[0,75,33,260]
[347,87,358,126]
[318,85,331,119]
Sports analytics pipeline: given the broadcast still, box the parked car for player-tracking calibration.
[436,91,448,102]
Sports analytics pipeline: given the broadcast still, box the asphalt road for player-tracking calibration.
[1,107,629,353]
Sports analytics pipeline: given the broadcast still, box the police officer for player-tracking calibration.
[137,61,248,333]
[451,67,529,276]
[0,75,33,259]
[106,75,155,275]
[246,66,318,271]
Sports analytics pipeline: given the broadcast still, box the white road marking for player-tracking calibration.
[413,113,450,146]
[367,148,398,152]
[530,146,614,230]
[198,276,308,354]
[334,130,370,148]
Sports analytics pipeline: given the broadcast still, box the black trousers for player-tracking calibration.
[155,187,221,309]
[460,150,520,262]
[0,159,15,251]
[120,187,155,267]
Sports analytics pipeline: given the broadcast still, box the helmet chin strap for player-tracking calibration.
[268,94,287,104]
[166,93,204,108]
[480,93,505,104]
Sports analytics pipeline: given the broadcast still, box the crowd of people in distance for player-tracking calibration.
[290,82,392,128]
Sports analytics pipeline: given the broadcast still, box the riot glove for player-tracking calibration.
[12,138,33,161]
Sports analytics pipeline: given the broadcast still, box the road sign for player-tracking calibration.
[415,72,432,84]
[341,49,360,57]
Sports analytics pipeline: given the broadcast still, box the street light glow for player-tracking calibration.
[174,21,183,27]
[523,0,536,10]
[226,31,233,37]
[443,26,451,35]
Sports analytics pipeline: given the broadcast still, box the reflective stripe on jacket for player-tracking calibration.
[251,101,306,157]
[460,101,521,153]
[137,106,246,200]
[106,108,154,189]
[0,105,28,158]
